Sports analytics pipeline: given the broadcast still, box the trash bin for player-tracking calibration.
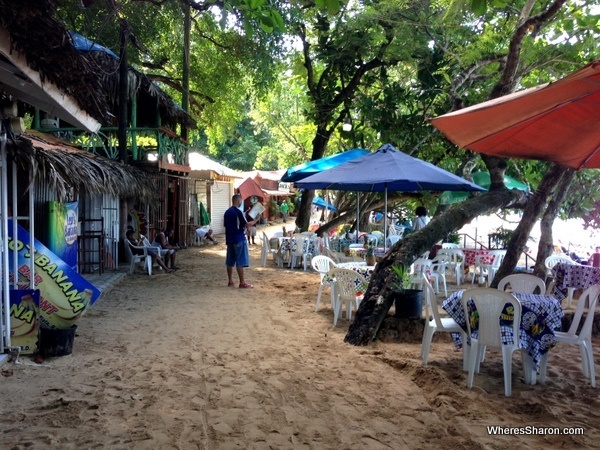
[39,326,77,357]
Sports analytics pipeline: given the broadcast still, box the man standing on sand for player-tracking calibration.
[224,194,260,288]
[280,200,289,223]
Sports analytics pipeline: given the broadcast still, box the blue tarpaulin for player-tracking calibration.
[281,148,369,182]
[69,31,119,59]
[312,197,337,211]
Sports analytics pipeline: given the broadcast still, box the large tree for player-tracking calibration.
[345,0,600,345]
[290,0,436,231]
[57,0,285,149]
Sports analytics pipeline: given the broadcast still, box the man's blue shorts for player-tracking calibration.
[226,240,249,267]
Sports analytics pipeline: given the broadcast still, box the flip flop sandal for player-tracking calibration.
[227,281,235,287]
[171,266,180,271]
[239,283,254,289]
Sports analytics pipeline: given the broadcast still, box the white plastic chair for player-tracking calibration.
[323,234,331,248]
[311,255,337,312]
[421,278,467,367]
[409,258,432,290]
[498,273,546,295]
[125,240,152,275]
[441,243,459,249]
[472,250,506,286]
[429,255,448,297]
[289,235,312,270]
[387,235,402,247]
[538,284,600,387]
[388,224,404,237]
[329,268,367,326]
[261,232,281,267]
[545,254,579,308]
[462,288,524,396]
[437,248,465,285]
[365,233,379,248]
[142,236,168,257]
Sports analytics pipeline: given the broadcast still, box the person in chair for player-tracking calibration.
[153,227,179,270]
[126,229,173,273]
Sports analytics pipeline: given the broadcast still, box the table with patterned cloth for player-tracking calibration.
[442,290,564,369]
[461,248,494,267]
[551,262,600,302]
[348,247,387,259]
[278,237,319,265]
[330,237,359,252]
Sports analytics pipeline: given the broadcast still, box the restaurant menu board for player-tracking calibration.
[248,202,265,219]
[9,289,40,354]
[7,219,101,329]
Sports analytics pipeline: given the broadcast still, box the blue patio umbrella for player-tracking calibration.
[295,144,486,248]
[312,196,338,211]
[281,148,369,182]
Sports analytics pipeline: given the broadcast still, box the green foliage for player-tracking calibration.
[488,227,513,249]
[269,199,279,217]
[212,116,271,170]
[446,232,461,245]
[285,198,295,215]
[390,264,414,292]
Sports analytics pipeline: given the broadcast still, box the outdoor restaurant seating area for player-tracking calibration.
[259,227,600,397]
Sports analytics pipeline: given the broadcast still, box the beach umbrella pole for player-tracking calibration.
[384,186,388,252]
[356,192,359,243]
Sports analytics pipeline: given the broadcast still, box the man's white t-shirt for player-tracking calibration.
[196,227,209,238]
[413,216,430,231]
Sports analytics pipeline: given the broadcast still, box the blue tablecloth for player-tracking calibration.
[330,237,359,252]
[442,290,564,369]
[552,262,600,302]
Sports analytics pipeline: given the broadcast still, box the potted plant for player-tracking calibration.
[390,264,423,319]
[364,238,376,266]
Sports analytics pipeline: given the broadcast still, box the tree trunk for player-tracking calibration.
[295,124,330,231]
[491,163,570,287]
[118,20,129,163]
[532,168,575,279]
[345,189,528,345]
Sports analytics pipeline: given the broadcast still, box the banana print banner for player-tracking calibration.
[7,220,101,330]
[9,289,40,354]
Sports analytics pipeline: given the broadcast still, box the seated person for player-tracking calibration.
[196,226,218,245]
[153,227,179,270]
[126,229,173,273]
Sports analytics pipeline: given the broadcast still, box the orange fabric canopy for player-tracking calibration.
[430,60,600,169]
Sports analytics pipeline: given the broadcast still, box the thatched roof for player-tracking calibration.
[0,0,111,125]
[84,50,197,130]
[0,1,195,131]
[10,130,157,203]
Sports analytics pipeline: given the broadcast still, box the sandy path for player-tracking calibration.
[1,232,599,449]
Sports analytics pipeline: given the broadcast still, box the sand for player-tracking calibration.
[1,225,599,449]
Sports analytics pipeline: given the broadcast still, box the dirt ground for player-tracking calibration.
[1,224,599,449]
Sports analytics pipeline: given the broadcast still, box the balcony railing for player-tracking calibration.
[37,126,188,165]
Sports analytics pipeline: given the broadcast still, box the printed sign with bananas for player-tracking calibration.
[8,219,101,331]
[10,289,40,354]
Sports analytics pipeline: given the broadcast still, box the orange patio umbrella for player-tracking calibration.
[429,60,600,169]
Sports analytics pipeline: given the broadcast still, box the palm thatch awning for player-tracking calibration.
[0,0,111,125]
[0,1,195,131]
[10,131,157,203]
[85,51,197,130]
